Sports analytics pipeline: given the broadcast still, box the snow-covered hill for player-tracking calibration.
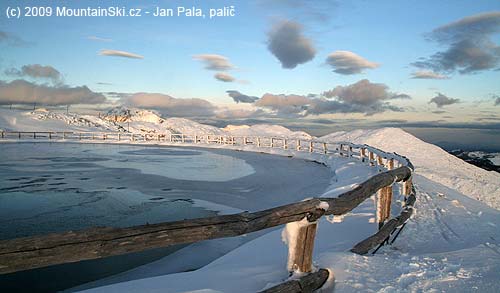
[223,124,313,139]
[321,128,500,210]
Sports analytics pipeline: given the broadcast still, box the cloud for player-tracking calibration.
[0,79,105,106]
[226,90,259,104]
[325,51,379,74]
[255,93,310,116]
[0,30,30,47]
[267,20,316,69]
[216,108,265,119]
[123,93,216,117]
[214,72,235,82]
[413,12,500,74]
[5,64,61,83]
[411,70,448,79]
[99,49,144,59]
[193,54,234,71]
[323,79,410,105]
[253,80,409,117]
[88,36,113,42]
[429,93,460,107]
[253,93,403,117]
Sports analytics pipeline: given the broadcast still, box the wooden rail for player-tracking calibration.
[0,130,415,291]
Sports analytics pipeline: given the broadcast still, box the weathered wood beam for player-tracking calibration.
[260,268,330,293]
[350,191,416,255]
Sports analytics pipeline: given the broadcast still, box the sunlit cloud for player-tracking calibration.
[193,54,235,71]
[0,79,105,106]
[99,49,144,59]
[325,51,379,75]
[214,72,236,82]
[411,70,448,79]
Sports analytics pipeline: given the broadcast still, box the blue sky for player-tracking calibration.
[1,0,500,136]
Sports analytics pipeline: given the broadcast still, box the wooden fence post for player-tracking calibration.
[377,155,384,171]
[243,137,247,145]
[286,210,324,273]
[257,137,261,147]
[403,176,413,198]
[309,141,313,153]
[323,143,328,154]
[33,132,36,139]
[283,139,288,150]
[360,148,366,162]
[296,140,301,151]
[369,151,375,166]
[271,138,274,148]
[376,185,393,230]
[18,132,21,139]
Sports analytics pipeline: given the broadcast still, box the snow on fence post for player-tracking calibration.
[309,141,314,153]
[284,208,324,273]
[296,139,301,151]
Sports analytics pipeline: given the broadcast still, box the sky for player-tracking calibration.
[0,0,499,149]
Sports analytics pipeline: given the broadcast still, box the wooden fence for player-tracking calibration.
[0,131,416,292]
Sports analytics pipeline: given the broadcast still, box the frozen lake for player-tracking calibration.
[0,142,333,292]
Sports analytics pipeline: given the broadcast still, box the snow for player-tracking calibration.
[223,124,312,139]
[321,128,500,210]
[1,109,499,292]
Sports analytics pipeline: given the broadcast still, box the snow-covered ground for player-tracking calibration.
[1,108,499,292]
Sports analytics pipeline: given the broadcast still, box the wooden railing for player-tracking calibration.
[0,131,415,292]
